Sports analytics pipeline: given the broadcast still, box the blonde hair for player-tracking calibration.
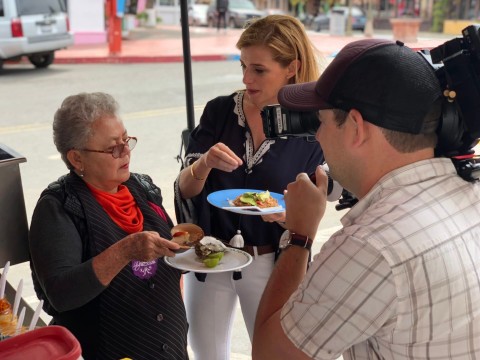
[236,15,320,84]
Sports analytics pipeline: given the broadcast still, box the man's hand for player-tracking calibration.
[285,165,328,239]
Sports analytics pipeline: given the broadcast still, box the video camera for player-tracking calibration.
[261,25,480,209]
[420,25,480,181]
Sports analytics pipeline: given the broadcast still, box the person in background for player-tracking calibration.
[174,15,324,360]
[253,39,480,359]
[29,92,188,360]
[216,0,229,32]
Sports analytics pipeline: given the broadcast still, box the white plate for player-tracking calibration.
[207,189,285,215]
[164,248,253,273]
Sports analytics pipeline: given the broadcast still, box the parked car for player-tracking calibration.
[188,3,209,26]
[313,6,366,32]
[207,0,264,29]
[0,0,74,70]
[312,12,329,31]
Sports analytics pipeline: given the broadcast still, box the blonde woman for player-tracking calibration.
[175,15,324,360]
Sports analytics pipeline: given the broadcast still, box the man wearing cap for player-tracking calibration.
[252,39,480,359]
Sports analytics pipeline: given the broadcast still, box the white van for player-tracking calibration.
[0,0,74,69]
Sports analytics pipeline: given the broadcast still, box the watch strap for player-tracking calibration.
[289,232,313,251]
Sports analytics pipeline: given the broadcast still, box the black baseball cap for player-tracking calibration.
[279,39,442,134]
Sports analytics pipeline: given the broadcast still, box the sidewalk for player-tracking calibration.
[54,24,453,64]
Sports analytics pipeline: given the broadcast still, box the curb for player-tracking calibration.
[53,53,241,64]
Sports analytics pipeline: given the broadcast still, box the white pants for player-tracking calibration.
[184,252,275,360]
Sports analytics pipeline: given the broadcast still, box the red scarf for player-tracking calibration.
[87,184,144,234]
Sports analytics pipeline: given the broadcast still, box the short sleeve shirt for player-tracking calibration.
[281,158,480,359]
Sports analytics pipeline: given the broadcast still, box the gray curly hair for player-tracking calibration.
[53,92,119,170]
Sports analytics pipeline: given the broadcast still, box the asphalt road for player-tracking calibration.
[0,61,345,227]
[0,61,244,216]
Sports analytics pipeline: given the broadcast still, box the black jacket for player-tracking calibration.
[30,172,188,360]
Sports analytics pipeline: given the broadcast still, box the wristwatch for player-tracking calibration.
[279,230,313,251]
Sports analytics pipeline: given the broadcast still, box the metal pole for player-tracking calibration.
[108,0,122,56]
[180,0,195,132]
[364,0,374,37]
[345,0,352,36]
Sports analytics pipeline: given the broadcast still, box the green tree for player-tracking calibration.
[432,0,448,32]
[290,0,305,16]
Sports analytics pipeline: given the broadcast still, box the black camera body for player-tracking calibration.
[261,105,319,139]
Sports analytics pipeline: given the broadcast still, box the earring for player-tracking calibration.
[79,168,84,178]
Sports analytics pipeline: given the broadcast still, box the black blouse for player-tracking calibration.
[181,91,324,249]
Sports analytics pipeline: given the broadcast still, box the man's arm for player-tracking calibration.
[253,168,328,359]
[253,246,312,359]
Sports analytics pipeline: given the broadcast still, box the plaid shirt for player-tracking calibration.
[281,158,480,359]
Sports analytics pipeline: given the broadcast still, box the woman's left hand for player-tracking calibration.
[261,212,286,225]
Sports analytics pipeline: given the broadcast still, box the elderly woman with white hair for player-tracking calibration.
[29,92,189,360]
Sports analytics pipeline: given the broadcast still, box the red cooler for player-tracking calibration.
[0,325,82,359]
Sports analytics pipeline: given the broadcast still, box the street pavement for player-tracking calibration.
[54,24,453,64]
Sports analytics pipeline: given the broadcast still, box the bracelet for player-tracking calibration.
[190,161,205,181]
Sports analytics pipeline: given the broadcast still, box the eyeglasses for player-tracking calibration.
[79,136,137,159]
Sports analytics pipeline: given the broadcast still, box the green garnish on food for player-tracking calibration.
[239,191,271,206]
[207,252,224,261]
[203,258,220,268]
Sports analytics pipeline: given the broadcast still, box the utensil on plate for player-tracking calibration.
[0,261,10,300]
[15,307,25,335]
[11,279,22,320]
[28,300,43,331]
